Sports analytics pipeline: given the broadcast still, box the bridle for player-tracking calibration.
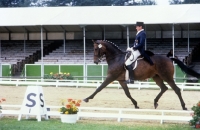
[94,41,126,63]
[94,43,106,62]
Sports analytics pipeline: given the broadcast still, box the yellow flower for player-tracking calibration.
[73,107,78,112]
[65,111,69,114]
[50,72,53,75]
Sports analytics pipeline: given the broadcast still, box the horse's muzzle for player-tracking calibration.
[94,61,99,65]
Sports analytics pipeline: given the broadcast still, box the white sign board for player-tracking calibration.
[18,86,48,121]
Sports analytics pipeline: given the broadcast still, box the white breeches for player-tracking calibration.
[125,47,141,66]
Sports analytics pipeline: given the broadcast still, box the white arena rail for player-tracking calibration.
[0,105,192,124]
[0,78,200,91]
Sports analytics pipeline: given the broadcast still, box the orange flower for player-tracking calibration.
[77,100,82,103]
[75,103,80,107]
[68,98,72,102]
[198,103,200,107]
[66,104,71,109]
[72,100,76,104]
[60,98,81,114]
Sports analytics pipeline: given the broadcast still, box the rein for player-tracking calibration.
[95,46,125,62]
[105,52,125,61]
[94,40,125,63]
[94,46,105,62]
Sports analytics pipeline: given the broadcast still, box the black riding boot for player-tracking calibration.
[125,65,134,84]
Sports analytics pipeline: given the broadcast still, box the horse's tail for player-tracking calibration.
[170,58,200,79]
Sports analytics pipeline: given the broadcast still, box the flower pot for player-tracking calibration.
[60,114,77,123]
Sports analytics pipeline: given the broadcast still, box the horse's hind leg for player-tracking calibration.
[119,81,139,109]
[167,80,187,110]
[152,75,168,109]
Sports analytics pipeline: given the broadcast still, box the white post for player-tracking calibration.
[24,27,26,59]
[83,26,86,82]
[172,24,175,80]
[63,30,66,54]
[127,26,129,48]
[0,39,2,79]
[41,26,44,79]
[187,24,190,52]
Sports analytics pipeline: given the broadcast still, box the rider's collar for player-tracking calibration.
[136,29,144,36]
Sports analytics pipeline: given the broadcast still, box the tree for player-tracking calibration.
[0,0,33,7]
[170,0,200,4]
[139,0,156,5]
[124,0,156,6]
[0,0,156,7]
[183,0,200,4]
[72,0,113,6]
[44,0,73,6]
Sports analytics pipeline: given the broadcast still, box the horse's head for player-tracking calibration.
[93,40,106,64]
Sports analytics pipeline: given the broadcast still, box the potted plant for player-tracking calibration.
[189,101,200,128]
[59,98,81,123]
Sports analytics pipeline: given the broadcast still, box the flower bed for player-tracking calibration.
[44,72,73,80]
[189,101,200,128]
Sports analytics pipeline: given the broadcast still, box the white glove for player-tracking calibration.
[126,47,132,52]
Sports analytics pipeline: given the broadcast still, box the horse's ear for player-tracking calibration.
[92,39,97,44]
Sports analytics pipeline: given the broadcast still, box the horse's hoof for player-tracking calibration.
[135,106,139,109]
[83,98,89,103]
[183,107,187,110]
[154,103,158,109]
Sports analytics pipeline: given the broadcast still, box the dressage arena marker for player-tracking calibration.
[18,86,48,121]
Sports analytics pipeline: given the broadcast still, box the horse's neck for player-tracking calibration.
[105,52,125,65]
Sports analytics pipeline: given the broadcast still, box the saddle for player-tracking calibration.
[125,49,143,68]
[125,50,154,67]
[124,50,154,80]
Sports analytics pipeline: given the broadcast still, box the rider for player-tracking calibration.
[125,21,154,84]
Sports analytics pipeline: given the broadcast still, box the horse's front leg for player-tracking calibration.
[119,81,139,109]
[83,77,114,103]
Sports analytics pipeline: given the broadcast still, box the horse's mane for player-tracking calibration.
[101,40,124,53]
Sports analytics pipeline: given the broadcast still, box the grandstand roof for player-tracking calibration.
[0,4,200,32]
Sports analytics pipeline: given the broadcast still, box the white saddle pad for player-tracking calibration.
[125,57,143,80]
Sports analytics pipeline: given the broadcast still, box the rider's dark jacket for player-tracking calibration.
[130,29,154,65]
[131,30,146,54]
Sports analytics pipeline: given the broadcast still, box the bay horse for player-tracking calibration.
[83,40,200,110]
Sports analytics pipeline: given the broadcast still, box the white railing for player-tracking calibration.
[1,105,192,124]
[0,78,200,91]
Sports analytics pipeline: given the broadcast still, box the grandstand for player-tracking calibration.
[34,39,199,64]
[1,40,62,75]
[1,38,199,78]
